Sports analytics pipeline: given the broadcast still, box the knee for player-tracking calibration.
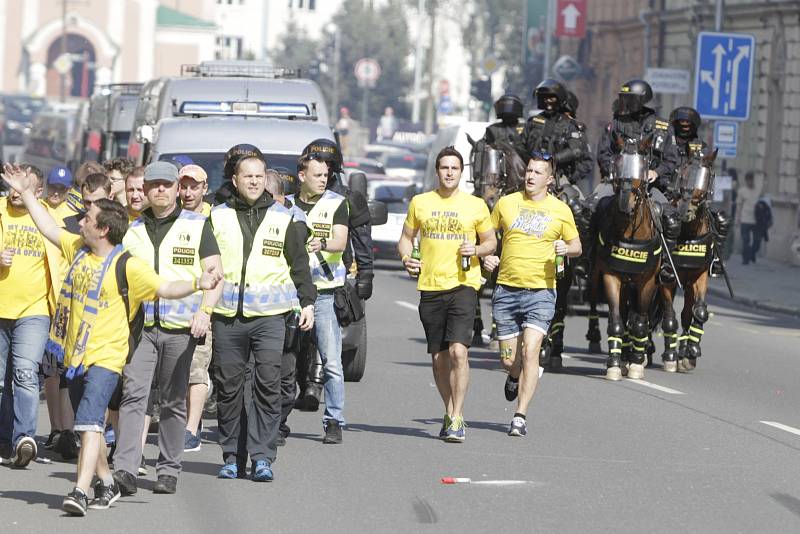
[607,322,625,337]
[662,315,678,333]
[692,301,709,324]
[13,366,38,389]
[628,313,648,338]
[448,344,468,365]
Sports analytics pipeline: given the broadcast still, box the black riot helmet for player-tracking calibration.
[301,138,343,174]
[669,106,702,139]
[617,79,653,116]
[563,91,579,117]
[534,79,568,112]
[494,94,523,122]
[223,143,264,180]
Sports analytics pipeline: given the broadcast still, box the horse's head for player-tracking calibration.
[610,136,649,214]
[674,146,717,221]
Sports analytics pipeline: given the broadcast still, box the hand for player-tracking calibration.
[356,273,373,300]
[459,241,476,257]
[189,310,211,338]
[198,264,223,290]
[2,163,33,194]
[298,305,315,331]
[0,247,14,268]
[483,255,500,273]
[647,170,658,183]
[554,240,567,256]
[403,256,421,277]
[307,238,322,253]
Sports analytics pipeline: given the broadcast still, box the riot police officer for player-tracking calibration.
[483,94,527,158]
[669,106,730,277]
[523,79,593,193]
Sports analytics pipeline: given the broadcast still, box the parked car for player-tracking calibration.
[367,178,416,260]
[1,94,47,146]
[381,151,427,184]
[343,156,385,175]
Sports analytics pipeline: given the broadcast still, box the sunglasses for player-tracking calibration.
[530,151,553,161]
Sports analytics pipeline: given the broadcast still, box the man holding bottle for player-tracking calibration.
[397,147,496,443]
[482,152,581,437]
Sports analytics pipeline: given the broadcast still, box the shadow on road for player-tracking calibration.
[0,489,64,510]
[768,492,800,518]
[346,423,438,440]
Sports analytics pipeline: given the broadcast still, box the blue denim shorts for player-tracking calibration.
[492,284,556,340]
[67,365,120,433]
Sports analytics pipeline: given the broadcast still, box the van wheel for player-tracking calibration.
[343,322,367,382]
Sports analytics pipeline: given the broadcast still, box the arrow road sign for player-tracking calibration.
[694,32,755,121]
[555,0,586,38]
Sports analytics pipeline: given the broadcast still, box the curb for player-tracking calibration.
[707,284,800,318]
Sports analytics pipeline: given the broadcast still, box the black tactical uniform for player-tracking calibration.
[483,94,527,159]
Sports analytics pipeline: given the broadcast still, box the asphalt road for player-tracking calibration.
[2,263,800,533]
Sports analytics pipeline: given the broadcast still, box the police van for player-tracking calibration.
[83,83,142,162]
[127,61,329,165]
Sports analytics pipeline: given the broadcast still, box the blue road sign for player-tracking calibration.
[694,32,755,121]
[713,121,738,159]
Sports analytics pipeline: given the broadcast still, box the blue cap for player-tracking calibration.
[47,166,73,187]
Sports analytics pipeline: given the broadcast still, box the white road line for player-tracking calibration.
[760,421,800,437]
[624,379,685,395]
[395,300,418,311]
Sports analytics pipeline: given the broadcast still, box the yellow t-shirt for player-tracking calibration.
[51,201,75,222]
[404,190,492,291]
[491,192,579,289]
[0,206,50,319]
[59,233,164,373]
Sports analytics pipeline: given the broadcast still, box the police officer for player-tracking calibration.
[594,79,681,283]
[669,106,729,276]
[523,79,593,194]
[484,94,526,158]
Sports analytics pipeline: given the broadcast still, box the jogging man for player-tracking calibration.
[397,147,496,442]
[483,153,581,437]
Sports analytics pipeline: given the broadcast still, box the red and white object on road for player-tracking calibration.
[555,0,587,39]
[441,477,532,486]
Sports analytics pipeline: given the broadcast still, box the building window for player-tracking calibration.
[215,35,244,60]
[309,0,315,9]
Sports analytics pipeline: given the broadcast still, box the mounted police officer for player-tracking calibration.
[669,106,729,277]
[594,79,681,284]
[483,94,527,158]
[523,79,593,197]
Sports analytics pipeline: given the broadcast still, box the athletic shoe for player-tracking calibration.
[183,430,201,452]
[62,488,88,516]
[251,460,273,482]
[443,417,466,443]
[12,436,37,468]
[323,421,343,444]
[218,463,238,479]
[508,416,527,437]
[57,430,79,461]
[89,480,121,510]
[153,475,177,494]
[138,455,148,476]
[44,430,61,450]
[438,414,452,439]
[112,469,137,496]
[504,375,519,401]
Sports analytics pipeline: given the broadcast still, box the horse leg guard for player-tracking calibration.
[296,350,324,411]
[710,210,730,277]
[685,301,708,361]
[661,314,680,372]
[548,321,565,371]
[539,336,552,368]
[586,314,602,353]
[627,313,648,379]
[606,322,625,380]
[659,210,681,285]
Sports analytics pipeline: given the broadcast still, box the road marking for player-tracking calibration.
[395,300,418,311]
[760,421,800,437]
[624,378,685,395]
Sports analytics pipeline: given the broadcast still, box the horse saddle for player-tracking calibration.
[599,232,661,275]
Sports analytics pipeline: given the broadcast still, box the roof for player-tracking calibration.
[156,6,216,29]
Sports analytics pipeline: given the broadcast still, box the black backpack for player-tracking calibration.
[115,251,145,363]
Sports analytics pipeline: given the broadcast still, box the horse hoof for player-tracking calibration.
[678,358,696,372]
[663,360,678,373]
[589,342,602,354]
[548,356,563,372]
[606,367,622,381]
[627,363,644,380]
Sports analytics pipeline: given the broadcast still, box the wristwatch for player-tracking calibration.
[320,237,328,251]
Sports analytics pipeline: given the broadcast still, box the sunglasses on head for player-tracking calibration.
[530,151,553,161]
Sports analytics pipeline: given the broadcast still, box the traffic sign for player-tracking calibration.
[552,55,581,81]
[555,0,586,38]
[713,121,738,158]
[645,68,691,95]
[694,32,755,121]
[354,58,381,86]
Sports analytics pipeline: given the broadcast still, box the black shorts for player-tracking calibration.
[418,285,478,354]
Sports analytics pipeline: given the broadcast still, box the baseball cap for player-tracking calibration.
[144,161,179,183]
[47,166,73,187]
[165,155,194,169]
[179,164,208,183]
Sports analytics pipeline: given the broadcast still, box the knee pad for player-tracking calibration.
[692,301,709,324]
[628,313,648,339]
[662,210,681,241]
[662,315,679,333]
[607,322,625,338]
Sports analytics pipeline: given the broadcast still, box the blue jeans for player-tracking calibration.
[314,293,345,426]
[68,365,120,433]
[0,316,50,449]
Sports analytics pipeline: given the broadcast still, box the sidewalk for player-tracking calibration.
[707,254,800,317]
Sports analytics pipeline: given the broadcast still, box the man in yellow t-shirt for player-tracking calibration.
[483,153,581,438]
[46,165,76,221]
[3,163,222,516]
[397,147,496,443]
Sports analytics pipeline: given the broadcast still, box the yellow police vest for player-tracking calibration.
[210,203,298,318]
[288,190,348,289]
[123,210,206,329]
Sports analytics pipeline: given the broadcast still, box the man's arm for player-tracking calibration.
[1,165,64,245]
[157,263,221,300]
[397,223,420,277]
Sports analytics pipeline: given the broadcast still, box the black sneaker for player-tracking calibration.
[44,430,62,450]
[153,475,177,494]
[276,434,287,447]
[138,455,148,476]
[504,375,519,401]
[89,480,121,510]
[57,430,79,461]
[62,488,88,516]
[12,436,37,468]
[323,421,343,444]
[112,469,138,496]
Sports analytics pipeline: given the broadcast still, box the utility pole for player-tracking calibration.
[60,0,67,102]
[411,0,425,124]
[543,0,554,78]
[423,0,436,134]
[332,26,341,120]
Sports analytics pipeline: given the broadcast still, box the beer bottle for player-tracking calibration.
[555,254,565,280]
[410,237,421,279]
[461,235,471,272]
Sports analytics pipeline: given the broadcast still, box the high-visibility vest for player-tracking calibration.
[123,210,206,329]
[210,202,298,317]
[287,190,347,289]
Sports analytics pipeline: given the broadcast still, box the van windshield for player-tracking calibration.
[159,152,299,192]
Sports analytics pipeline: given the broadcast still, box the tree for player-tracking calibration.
[270,20,322,78]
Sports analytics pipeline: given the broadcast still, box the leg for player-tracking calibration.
[279,349,296,439]
[603,273,624,380]
[447,343,470,420]
[586,264,603,353]
[44,375,62,433]
[186,333,213,440]
[545,272,571,371]
[246,315,284,463]
[626,312,648,379]
[515,328,547,416]
[314,293,345,427]
[211,317,249,466]
[431,350,453,415]
[443,286,478,421]
[740,223,753,264]
[514,287,556,418]
[659,285,680,372]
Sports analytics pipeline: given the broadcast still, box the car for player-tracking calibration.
[343,156,385,175]
[1,94,47,146]
[381,151,427,184]
[367,179,416,260]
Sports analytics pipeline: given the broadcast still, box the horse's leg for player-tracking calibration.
[627,273,660,380]
[545,267,572,372]
[603,272,624,381]
[683,269,709,371]
[586,260,603,353]
[620,285,632,372]
[659,280,680,373]
[678,276,696,372]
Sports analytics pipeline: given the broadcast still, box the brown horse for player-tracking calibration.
[659,147,718,372]
[595,137,662,380]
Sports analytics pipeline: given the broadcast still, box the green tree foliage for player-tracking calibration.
[269,20,321,77]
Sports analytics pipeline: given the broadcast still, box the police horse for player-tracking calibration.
[659,147,719,372]
[595,136,662,380]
